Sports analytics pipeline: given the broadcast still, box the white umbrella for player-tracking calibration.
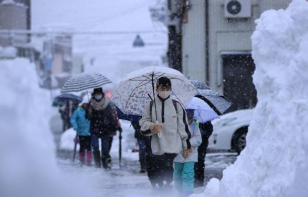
[186,97,219,123]
[61,72,112,93]
[112,66,198,116]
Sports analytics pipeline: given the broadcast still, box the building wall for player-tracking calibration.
[208,0,258,92]
[182,0,206,82]
[182,0,292,93]
[209,0,292,93]
[0,4,28,46]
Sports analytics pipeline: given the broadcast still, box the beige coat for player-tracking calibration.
[139,96,190,155]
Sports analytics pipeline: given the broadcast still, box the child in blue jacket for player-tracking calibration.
[174,109,202,196]
[70,103,91,165]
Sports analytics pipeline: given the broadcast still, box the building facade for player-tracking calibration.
[0,0,31,47]
[181,0,292,112]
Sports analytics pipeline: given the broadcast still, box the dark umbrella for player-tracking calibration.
[54,93,82,105]
[190,80,211,90]
[116,107,141,122]
[190,80,232,115]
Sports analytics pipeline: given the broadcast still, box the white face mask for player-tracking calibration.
[158,91,171,99]
[94,94,103,101]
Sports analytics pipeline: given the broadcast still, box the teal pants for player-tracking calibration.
[174,162,195,193]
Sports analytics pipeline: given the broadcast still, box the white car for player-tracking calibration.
[208,109,254,154]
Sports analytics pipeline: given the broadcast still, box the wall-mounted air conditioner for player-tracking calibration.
[224,0,251,18]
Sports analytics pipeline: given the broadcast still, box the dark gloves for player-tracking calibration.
[118,126,123,133]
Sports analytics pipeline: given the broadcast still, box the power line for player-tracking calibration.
[0,29,167,35]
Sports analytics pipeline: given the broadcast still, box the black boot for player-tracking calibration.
[102,156,111,169]
[93,151,101,168]
[102,152,111,169]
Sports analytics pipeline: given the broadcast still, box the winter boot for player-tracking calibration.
[86,151,92,166]
[102,157,111,169]
[79,152,85,165]
[93,151,101,168]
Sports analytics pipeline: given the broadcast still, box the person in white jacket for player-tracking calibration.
[173,109,202,196]
[139,77,191,190]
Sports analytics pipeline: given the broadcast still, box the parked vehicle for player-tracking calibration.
[208,109,253,154]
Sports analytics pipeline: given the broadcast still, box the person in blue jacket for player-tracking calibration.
[70,103,92,166]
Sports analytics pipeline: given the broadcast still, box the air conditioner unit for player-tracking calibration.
[224,0,251,18]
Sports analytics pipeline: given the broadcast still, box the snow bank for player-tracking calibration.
[195,0,308,196]
[0,58,97,197]
[0,46,17,59]
[59,128,80,150]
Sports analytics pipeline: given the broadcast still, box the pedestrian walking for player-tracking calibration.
[131,119,147,173]
[139,77,191,190]
[70,102,92,166]
[60,99,78,132]
[107,103,122,162]
[86,88,116,169]
[194,121,213,187]
[173,109,202,196]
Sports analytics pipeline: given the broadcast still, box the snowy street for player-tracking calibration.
[1,0,308,197]
[51,112,237,197]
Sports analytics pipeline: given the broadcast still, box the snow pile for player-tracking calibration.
[195,0,308,196]
[0,58,97,197]
[59,128,79,150]
[0,46,17,59]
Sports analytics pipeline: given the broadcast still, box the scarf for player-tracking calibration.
[90,97,109,111]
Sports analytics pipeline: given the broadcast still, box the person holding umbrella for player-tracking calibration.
[54,94,81,132]
[131,118,147,173]
[107,103,122,163]
[139,77,192,191]
[194,121,213,187]
[86,88,117,169]
[185,97,218,187]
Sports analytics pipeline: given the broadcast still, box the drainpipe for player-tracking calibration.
[205,0,210,85]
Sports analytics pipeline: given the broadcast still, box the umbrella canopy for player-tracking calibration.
[190,80,211,90]
[61,72,112,93]
[54,93,82,106]
[190,80,232,115]
[186,97,219,123]
[112,66,198,116]
[196,89,232,115]
[116,107,141,122]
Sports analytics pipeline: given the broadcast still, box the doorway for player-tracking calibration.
[222,54,257,112]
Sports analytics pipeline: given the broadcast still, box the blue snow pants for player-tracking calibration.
[174,162,195,193]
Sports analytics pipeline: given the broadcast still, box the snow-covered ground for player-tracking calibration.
[53,109,236,197]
